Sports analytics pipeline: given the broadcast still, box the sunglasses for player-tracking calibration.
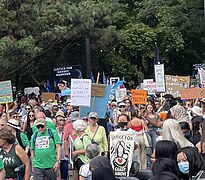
[83,118,88,121]
[12,116,18,118]
[37,125,45,129]
[26,108,31,110]
[119,106,126,108]
[29,115,34,117]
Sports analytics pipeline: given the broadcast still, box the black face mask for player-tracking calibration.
[118,122,128,129]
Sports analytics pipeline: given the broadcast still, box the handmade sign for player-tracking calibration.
[110,130,135,177]
[180,88,205,99]
[154,64,166,92]
[131,90,147,105]
[0,80,13,104]
[143,79,156,94]
[71,79,91,107]
[116,88,127,102]
[41,92,56,102]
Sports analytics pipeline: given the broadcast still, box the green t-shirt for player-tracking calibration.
[73,134,91,164]
[32,121,57,133]
[0,158,4,170]
[20,132,29,146]
[30,128,61,168]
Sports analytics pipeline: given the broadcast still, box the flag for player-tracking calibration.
[154,43,160,65]
[46,80,52,92]
[91,71,95,83]
[103,72,107,84]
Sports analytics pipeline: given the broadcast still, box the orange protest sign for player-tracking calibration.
[131,90,147,105]
[180,88,205,100]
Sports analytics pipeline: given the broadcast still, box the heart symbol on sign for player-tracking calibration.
[118,158,123,163]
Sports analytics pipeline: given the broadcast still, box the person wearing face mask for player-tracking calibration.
[177,146,205,179]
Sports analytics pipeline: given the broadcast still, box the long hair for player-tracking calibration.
[179,146,205,176]
[162,119,193,148]
[200,121,205,153]
[192,116,203,135]
[155,140,178,159]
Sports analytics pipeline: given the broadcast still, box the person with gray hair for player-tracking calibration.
[72,120,91,174]
[79,144,100,180]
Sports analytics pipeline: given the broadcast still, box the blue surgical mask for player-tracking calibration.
[178,161,189,174]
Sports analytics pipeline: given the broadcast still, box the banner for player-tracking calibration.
[131,90,147,105]
[198,68,205,85]
[71,79,91,107]
[180,88,205,99]
[165,75,190,97]
[110,130,135,177]
[80,85,111,118]
[143,79,156,94]
[154,64,166,92]
[53,65,82,87]
[0,80,13,104]
[116,88,127,102]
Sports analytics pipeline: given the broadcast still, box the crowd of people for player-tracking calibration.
[0,92,205,180]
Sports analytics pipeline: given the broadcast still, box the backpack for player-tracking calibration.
[33,128,56,147]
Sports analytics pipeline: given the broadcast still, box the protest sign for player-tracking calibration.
[116,88,127,102]
[41,92,56,102]
[53,65,82,87]
[154,64,166,92]
[131,90,147,105]
[180,88,205,99]
[165,75,190,97]
[91,84,106,96]
[110,77,120,86]
[24,87,40,96]
[110,130,135,177]
[143,79,156,94]
[80,85,111,118]
[71,79,91,107]
[0,80,13,104]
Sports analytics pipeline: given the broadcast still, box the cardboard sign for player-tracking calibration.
[110,130,135,177]
[71,79,91,107]
[131,90,147,105]
[41,93,56,102]
[165,75,190,97]
[80,85,111,118]
[116,88,127,102]
[91,84,106,96]
[180,88,205,99]
[0,80,13,104]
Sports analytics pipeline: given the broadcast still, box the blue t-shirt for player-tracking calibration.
[61,88,71,96]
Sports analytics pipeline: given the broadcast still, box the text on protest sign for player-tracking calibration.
[91,84,106,96]
[180,88,205,100]
[143,79,156,94]
[71,79,91,107]
[154,64,166,92]
[131,90,147,105]
[110,130,135,177]
[0,80,13,104]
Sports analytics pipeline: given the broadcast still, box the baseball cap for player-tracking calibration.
[88,112,98,119]
[35,118,46,126]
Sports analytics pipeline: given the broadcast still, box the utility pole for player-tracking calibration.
[85,37,91,79]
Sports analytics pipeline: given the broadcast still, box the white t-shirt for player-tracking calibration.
[79,163,92,180]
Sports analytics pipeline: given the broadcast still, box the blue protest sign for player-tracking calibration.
[0,80,13,104]
[80,85,111,119]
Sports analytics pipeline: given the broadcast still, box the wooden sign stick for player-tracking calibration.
[91,73,100,111]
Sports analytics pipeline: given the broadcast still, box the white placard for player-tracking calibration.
[143,79,156,94]
[154,64,166,92]
[116,88,127,102]
[71,79,91,106]
[110,130,135,177]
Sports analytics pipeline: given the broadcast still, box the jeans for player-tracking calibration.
[60,160,69,179]
[34,167,57,180]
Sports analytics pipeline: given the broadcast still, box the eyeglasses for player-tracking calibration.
[37,125,45,129]
[29,115,34,117]
[119,106,126,108]
[12,116,18,119]
[26,108,31,110]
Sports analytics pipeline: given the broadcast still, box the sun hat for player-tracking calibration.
[191,106,203,116]
[7,119,20,130]
[56,110,65,118]
[35,118,46,126]
[118,102,126,107]
[88,112,98,119]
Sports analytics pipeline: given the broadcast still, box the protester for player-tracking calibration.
[116,102,132,122]
[179,121,192,141]
[0,118,6,130]
[56,119,69,180]
[22,109,36,140]
[162,119,194,148]
[0,112,7,121]
[21,105,33,124]
[124,99,134,113]
[79,144,101,180]
[196,121,205,158]
[0,128,30,179]
[177,146,205,179]
[30,118,62,180]
[92,167,115,180]
[129,111,147,169]
[152,171,179,180]
[0,158,5,179]
[7,119,30,154]
[72,120,91,172]
[85,112,108,156]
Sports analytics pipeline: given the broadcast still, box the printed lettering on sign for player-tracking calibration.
[36,136,50,149]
